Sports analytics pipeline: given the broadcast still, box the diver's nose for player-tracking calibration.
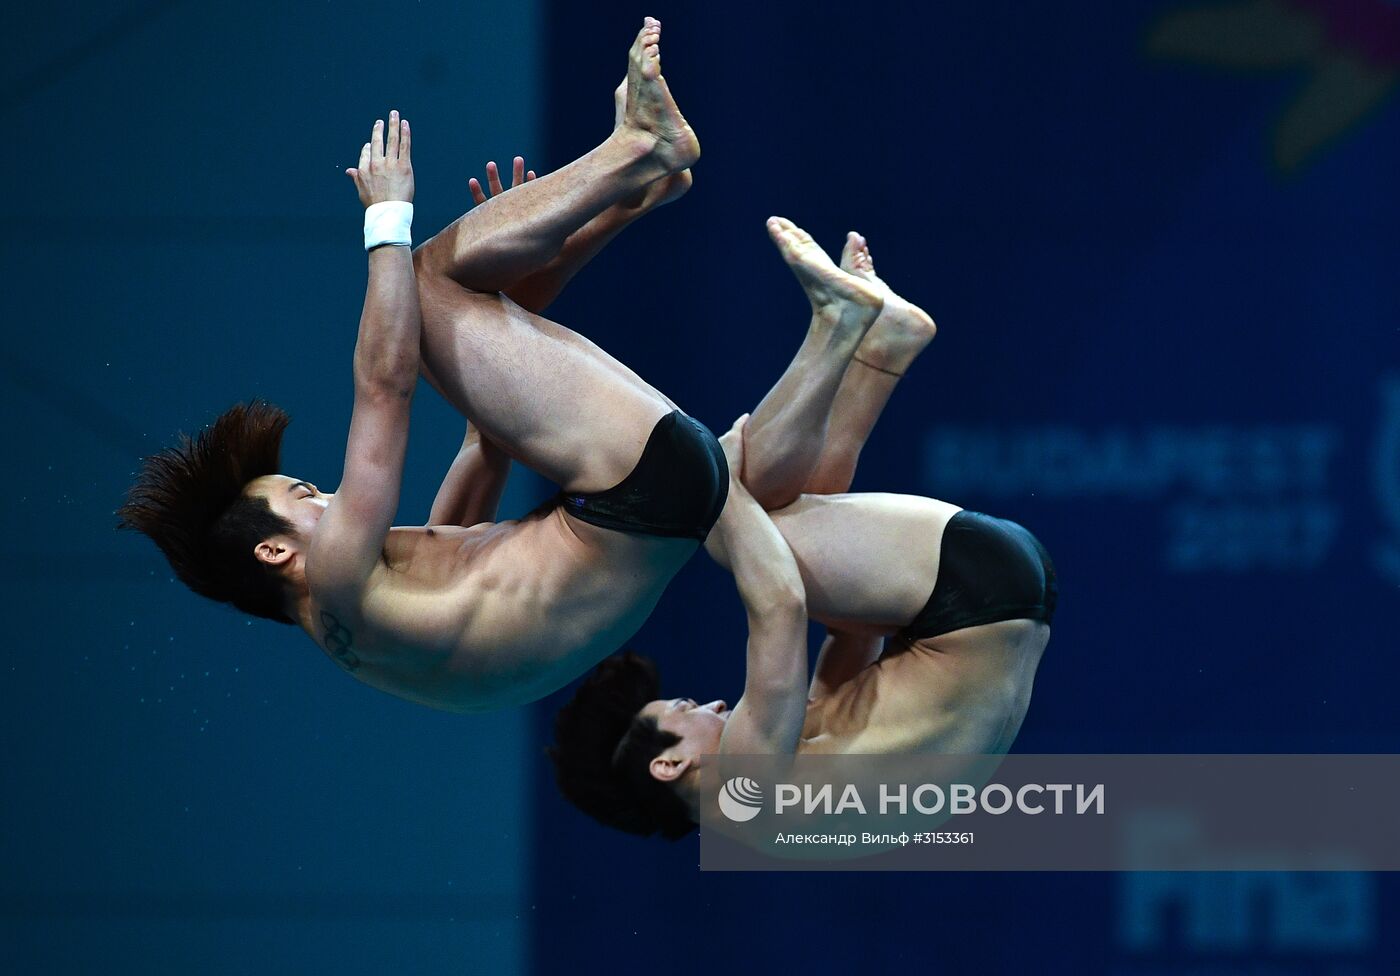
[708,700,728,714]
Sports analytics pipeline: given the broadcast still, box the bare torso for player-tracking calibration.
[303,506,696,712]
[799,621,1052,756]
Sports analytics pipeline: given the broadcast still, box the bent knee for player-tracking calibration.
[414,268,506,315]
[412,238,504,296]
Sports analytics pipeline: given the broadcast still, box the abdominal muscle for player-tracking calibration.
[321,506,693,712]
[799,620,1052,757]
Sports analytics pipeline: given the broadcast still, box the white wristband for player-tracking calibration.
[363,201,413,250]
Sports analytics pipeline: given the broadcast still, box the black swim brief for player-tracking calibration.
[897,510,1058,641]
[557,410,728,541]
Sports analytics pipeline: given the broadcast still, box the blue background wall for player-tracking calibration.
[4,1,1397,973]
[528,1,1398,973]
[4,3,542,972]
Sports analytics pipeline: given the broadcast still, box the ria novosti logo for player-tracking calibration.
[718,777,764,822]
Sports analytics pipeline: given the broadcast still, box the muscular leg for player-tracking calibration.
[724,229,935,509]
[723,236,939,694]
[499,173,688,312]
[501,82,693,314]
[803,233,938,494]
[797,236,939,688]
[412,19,699,492]
[415,20,697,297]
[739,219,884,510]
[416,278,671,493]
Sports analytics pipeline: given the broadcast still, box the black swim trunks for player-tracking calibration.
[898,510,1058,641]
[557,410,728,541]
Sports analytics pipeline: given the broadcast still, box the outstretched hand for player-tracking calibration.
[346,110,414,208]
[469,156,538,206]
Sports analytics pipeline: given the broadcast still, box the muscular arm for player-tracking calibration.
[309,113,419,617]
[705,428,810,756]
[428,424,512,527]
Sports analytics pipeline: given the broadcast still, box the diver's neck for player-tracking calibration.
[287,582,316,634]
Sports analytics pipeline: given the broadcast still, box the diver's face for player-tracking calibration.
[245,474,334,539]
[641,697,730,761]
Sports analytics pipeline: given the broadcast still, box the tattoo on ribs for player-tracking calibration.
[319,610,361,672]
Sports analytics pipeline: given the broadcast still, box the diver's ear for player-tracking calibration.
[649,754,693,784]
[253,538,293,568]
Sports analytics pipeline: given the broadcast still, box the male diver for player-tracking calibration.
[548,232,1058,839]
[118,21,888,713]
[119,21,722,711]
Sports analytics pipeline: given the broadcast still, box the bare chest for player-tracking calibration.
[379,523,504,582]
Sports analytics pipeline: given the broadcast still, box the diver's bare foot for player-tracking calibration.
[621,18,700,174]
[839,231,937,374]
[614,78,692,210]
[768,216,884,345]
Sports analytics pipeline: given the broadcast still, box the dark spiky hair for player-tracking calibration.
[547,651,698,841]
[117,401,297,624]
